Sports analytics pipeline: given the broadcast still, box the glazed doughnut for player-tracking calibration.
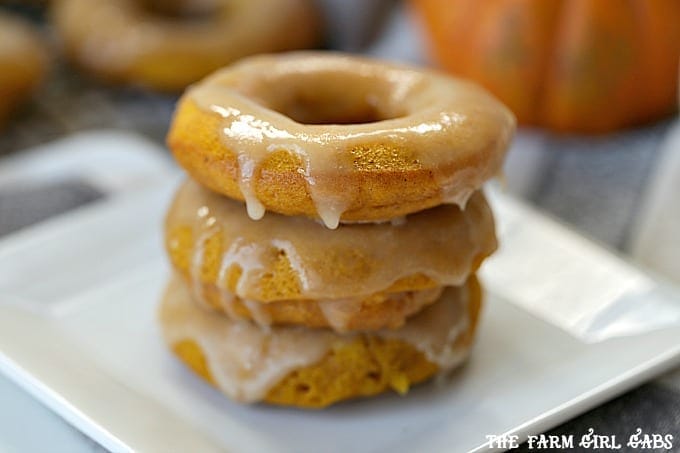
[168,52,515,228]
[0,13,48,127]
[159,274,481,408]
[50,0,320,91]
[165,179,496,330]
[195,284,444,332]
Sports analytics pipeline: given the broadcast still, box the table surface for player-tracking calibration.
[0,3,679,452]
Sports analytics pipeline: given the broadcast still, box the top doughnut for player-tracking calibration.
[168,52,515,228]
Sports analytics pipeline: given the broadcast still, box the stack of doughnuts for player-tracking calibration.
[161,52,515,408]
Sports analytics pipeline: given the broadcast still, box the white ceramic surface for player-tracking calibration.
[1,181,679,452]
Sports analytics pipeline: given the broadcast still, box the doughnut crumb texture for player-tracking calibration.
[160,275,481,408]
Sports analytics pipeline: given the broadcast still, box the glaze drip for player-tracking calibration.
[316,287,443,332]
[186,53,515,227]
[167,179,497,301]
[160,276,473,402]
[196,284,443,332]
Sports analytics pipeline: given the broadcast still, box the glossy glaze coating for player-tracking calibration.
[192,282,444,332]
[169,52,515,226]
[165,179,497,302]
[159,275,476,403]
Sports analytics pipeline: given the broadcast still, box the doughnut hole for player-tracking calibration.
[241,71,413,125]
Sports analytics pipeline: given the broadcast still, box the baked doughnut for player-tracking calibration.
[159,275,481,408]
[50,0,320,91]
[0,13,48,127]
[195,284,444,332]
[168,52,515,227]
[165,179,496,330]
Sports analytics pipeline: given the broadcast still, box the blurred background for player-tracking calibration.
[0,0,679,451]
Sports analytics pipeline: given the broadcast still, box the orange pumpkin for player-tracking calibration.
[411,0,680,133]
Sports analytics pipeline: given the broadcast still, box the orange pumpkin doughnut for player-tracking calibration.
[168,52,515,227]
[191,283,445,332]
[50,0,320,91]
[160,274,482,408]
[165,179,496,316]
[0,13,48,127]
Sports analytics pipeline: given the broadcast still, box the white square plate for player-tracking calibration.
[0,180,679,452]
